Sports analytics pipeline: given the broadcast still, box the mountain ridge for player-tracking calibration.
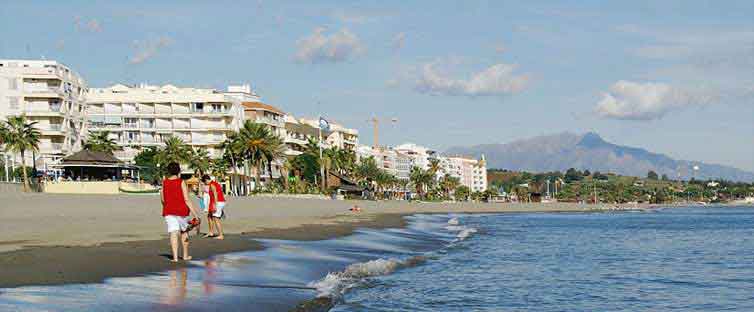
[446,132,754,182]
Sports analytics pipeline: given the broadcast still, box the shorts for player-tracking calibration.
[210,202,225,218]
[165,215,190,233]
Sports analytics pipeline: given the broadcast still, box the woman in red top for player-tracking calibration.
[202,175,225,240]
[161,162,201,262]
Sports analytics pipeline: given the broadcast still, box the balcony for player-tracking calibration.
[25,87,64,96]
[123,123,138,129]
[39,143,65,153]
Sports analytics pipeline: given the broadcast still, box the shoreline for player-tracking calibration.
[0,193,629,289]
[0,213,407,288]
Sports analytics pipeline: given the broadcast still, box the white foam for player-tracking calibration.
[445,225,464,231]
[456,228,478,240]
[447,217,459,225]
[309,256,425,298]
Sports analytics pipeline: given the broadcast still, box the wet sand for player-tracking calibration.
[0,192,603,288]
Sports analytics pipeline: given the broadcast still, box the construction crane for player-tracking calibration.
[367,117,398,149]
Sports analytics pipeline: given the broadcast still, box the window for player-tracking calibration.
[7,78,17,90]
[8,97,19,110]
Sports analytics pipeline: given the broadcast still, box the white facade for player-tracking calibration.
[394,143,437,172]
[440,155,488,192]
[0,59,87,169]
[298,118,359,151]
[86,83,244,162]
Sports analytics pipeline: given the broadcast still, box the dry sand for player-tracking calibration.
[0,192,606,287]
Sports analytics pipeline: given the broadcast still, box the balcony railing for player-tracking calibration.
[26,87,64,94]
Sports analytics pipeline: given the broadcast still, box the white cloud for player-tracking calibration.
[414,61,529,97]
[594,80,712,121]
[129,37,173,65]
[392,32,406,51]
[295,27,365,64]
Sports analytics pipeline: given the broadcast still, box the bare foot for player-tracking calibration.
[170,259,179,263]
[213,235,224,240]
[183,256,193,261]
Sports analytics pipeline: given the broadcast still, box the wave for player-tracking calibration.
[456,228,477,240]
[309,255,427,298]
[307,215,476,305]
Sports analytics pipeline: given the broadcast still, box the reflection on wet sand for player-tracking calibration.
[161,268,187,306]
[203,260,217,295]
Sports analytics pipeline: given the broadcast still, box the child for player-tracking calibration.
[161,162,201,262]
[203,175,225,240]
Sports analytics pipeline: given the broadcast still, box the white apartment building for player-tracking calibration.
[394,143,437,172]
[440,155,488,193]
[86,83,244,162]
[356,145,409,179]
[0,59,87,170]
[297,118,359,151]
[285,117,359,156]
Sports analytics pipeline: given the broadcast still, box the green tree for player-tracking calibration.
[156,137,191,167]
[565,168,582,183]
[188,147,211,175]
[353,156,379,186]
[439,173,460,199]
[210,157,229,180]
[83,131,121,154]
[134,147,160,182]
[409,166,434,200]
[238,121,274,190]
[2,116,41,191]
[647,170,659,180]
[219,133,245,194]
[455,185,471,201]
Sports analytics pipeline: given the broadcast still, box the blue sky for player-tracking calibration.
[2,0,752,171]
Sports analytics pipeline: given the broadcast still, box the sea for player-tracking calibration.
[2,206,754,311]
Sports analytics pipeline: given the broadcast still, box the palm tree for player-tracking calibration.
[280,156,294,191]
[2,116,41,192]
[238,121,278,190]
[428,158,441,175]
[409,166,433,200]
[440,173,460,199]
[156,137,191,168]
[220,133,244,194]
[83,131,121,154]
[188,147,211,175]
[210,157,229,180]
[353,156,379,186]
[262,134,286,188]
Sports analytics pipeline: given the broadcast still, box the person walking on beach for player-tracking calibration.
[161,162,201,262]
[197,180,216,238]
[203,175,226,240]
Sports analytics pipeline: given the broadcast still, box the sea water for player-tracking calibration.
[2,206,754,311]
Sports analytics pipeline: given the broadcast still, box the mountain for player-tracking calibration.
[446,132,754,182]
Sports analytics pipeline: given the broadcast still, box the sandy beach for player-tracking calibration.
[0,192,606,288]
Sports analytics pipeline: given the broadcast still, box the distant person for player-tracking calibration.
[161,162,201,262]
[203,175,225,240]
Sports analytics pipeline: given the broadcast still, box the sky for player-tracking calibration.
[1,0,752,171]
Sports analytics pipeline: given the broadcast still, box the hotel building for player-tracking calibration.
[440,155,488,193]
[0,59,87,169]
[85,83,245,162]
[285,117,359,156]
